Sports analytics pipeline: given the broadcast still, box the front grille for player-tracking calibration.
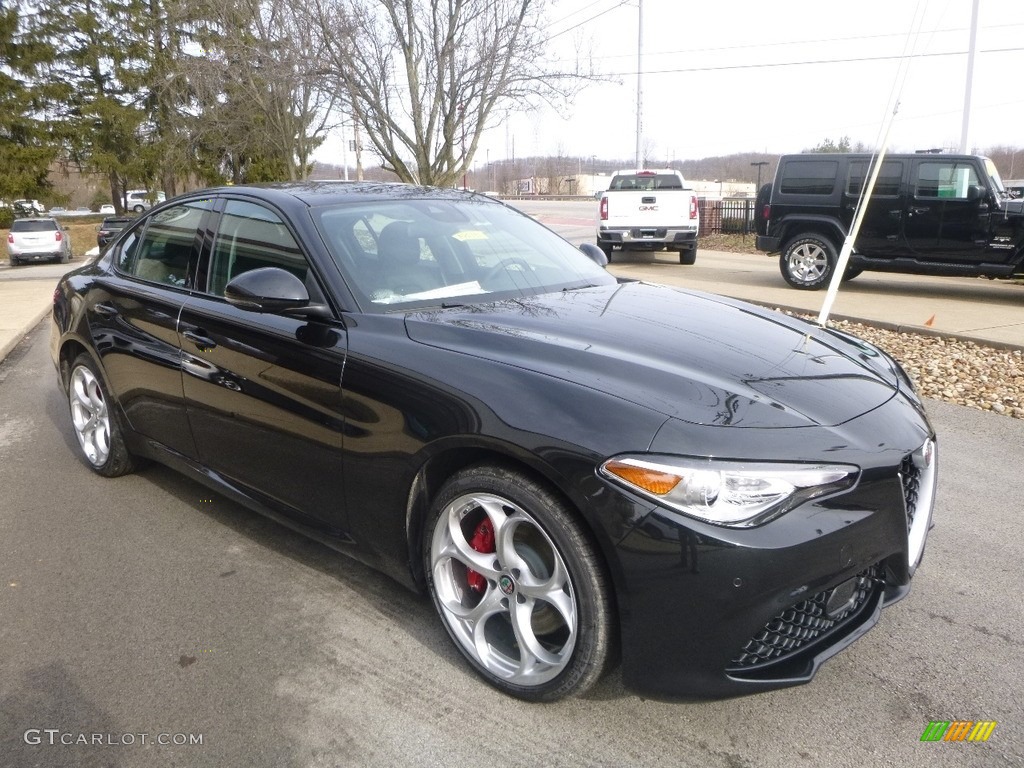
[728,565,880,670]
[900,454,921,534]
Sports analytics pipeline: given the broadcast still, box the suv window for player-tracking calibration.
[847,160,903,197]
[779,160,839,195]
[915,161,980,199]
[11,219,59,233]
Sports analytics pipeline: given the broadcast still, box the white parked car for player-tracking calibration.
[7,217,71,265]
[124,190,166,212]
[99,204,116,214]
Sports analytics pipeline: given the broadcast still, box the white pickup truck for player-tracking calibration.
[597,169,700,264]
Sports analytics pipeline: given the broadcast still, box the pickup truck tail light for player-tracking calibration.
[689,195,698,220]
[55,231,63,242]
[600,196,608,221]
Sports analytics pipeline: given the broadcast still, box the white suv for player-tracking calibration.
[7,217,72,265]
[125,190,166,212]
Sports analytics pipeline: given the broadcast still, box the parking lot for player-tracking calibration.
[1,201,1022,767]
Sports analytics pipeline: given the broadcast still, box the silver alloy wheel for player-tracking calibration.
[69,364,111,467]
[430,492,577,687]
[786,241,829,283]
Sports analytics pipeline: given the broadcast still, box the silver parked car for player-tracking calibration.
[7,217,71,265]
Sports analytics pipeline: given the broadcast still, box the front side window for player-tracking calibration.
[123,201,211,286]
[206,200,311,297]
[779,161,839,195]
[915,162,980,199]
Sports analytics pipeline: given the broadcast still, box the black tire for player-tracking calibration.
[678,248,697,266]
[67,353,138,477]
[8,258,18,267]
[424,463,615,702]
[842,267,863,282]
[59,249,70,264]
[132,204,145,213]
[598,242,613,262]
[780,234,837,290]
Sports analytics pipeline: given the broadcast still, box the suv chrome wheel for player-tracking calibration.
[781,235,837,290]
[67,354,138,477]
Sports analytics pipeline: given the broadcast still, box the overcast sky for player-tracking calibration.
[318,0,1024,171]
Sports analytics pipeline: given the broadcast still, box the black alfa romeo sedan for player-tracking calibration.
[50,183,937,701]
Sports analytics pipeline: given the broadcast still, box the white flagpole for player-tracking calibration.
[817,3,927,327]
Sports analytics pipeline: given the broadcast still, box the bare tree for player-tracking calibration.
[310,0,589,187]
[181,0,335,183]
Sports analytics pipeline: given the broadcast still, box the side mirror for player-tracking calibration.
[579,242,609,268]
[966,184,984,202]
[224,267,331,319]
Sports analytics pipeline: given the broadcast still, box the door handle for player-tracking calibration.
[908,207,929,216]
[93,303,118,316]
[183,329,217,350]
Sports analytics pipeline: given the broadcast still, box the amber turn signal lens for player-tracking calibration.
[603,460,681,495]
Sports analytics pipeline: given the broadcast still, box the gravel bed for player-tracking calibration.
[783,312,1024,420]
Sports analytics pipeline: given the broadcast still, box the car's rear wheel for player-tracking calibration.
[132,204,145,213]
[59,249,69,264]
[68,353,137,477]
[425,464,615,701]
[678,248,697,265]
[598,242,613,262]
[780,234,837,289]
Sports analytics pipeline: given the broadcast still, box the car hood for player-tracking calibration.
[404,282,900,429]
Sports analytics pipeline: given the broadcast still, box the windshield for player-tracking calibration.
[984,158,1006,195]
[312,197,614,311]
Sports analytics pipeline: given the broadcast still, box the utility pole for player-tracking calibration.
[634,0,643,169]
[751,161,768,190]
[959,0,980,153]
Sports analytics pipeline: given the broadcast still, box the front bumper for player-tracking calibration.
[599,226,698,251]
[605,396,936,698]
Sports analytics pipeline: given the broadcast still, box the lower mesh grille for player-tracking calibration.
[728,565,880,670]
[901,454,921,534]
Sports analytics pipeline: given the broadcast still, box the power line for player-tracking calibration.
[597,45,1024,78]
[545,0,631,42]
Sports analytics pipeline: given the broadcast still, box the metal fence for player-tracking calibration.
[698,198,757,236]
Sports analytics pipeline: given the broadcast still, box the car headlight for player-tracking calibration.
[599,455,859,527]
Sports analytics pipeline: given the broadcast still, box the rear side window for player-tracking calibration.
[123,201,211,286]
[914,162,981,199]
[779,161,839,195]
[11,220,58,232]
[846,160,904,197]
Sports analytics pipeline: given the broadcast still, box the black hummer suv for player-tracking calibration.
[755,153,1024,289]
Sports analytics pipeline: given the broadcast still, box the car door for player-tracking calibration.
[178,198,349,533]
[87,199,214,458]
[845,158,907,257]
[903,158,991,261]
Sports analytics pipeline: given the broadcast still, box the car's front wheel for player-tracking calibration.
[780,234,837,289]
[425,464,615,701]
[67,353,138,477]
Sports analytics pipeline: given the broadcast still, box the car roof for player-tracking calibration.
[177,181,493,209]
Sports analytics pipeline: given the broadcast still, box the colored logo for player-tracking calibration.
[920,721,997,742]
[498,575,515,596]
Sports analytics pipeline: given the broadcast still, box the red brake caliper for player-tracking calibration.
[466,518,495,593]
